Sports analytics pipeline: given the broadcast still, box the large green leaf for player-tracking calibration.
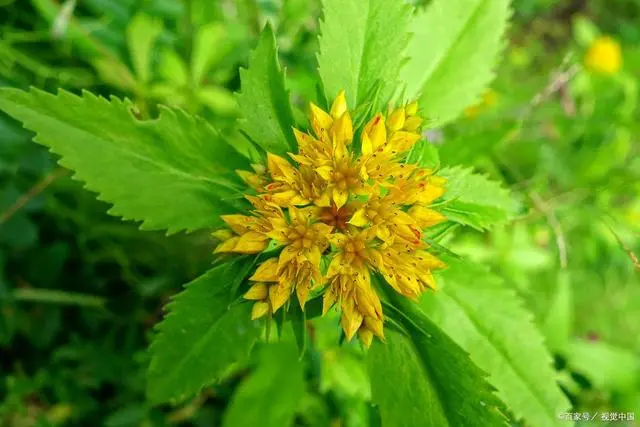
[439,166,519,230]
[0,88,249,234]
[401,0,510,126]
[367,286,508,427]
[147,259,260,404]
[222,342,305,427]
[422,260,571,427]
[317,0,411,109]
[236,25,296,155]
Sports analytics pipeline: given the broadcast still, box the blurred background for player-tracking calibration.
[0,0,638,426]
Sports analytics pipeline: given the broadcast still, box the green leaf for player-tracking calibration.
[222,342,305,427]
[401,0,510,126]
[541,270,573,353]
[236,25,296,155]
[126,13,163,84]
[566,339,640,393]
[192,23,229,84]
[421,260,571,427]
[0,88,250,234]
[147,259,261,404]
[367,285,508,427]
[159,49,189,86]
[405,139,440,169]
[438,166,519,230]
[317,0,412,109]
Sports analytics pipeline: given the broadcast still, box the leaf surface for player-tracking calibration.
[0,88,249,233]
[422,260,571,427]
[401,0,510,125]
[223,342,305,427]
[367,286,508,427]
[237,26,296,155]
[439,166,519,230]
[147,259,260,404]
[317,0,411,109]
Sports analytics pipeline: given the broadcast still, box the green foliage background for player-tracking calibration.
[0,0,638,426]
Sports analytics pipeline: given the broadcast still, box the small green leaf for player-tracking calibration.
[289,297,307,357]
[438,166,519,230]
[222,342,305,427]
[236,25,296,155]
[159,49,189,86]
[126,13,163,84]
[422,260,571,427]
[542,270,573,353]
[367,285,508,427]
[192,23,229,84]
[401,0,511,126]
[317,0,412,109]
[147,259,260,404]
[0,88,250,234]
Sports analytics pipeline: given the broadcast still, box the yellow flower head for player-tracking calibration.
[584,36,622,75]
[216,91,447,347]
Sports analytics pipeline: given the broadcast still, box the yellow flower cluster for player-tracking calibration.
[214,91,447,347]
[584,36,622,75]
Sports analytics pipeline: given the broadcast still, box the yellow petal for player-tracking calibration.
[316,166,333,181]
[409,206,447,228]
[348,208,369,227]
[387,131,421,153]
[267,153,297,183]
[214,236,239,253]
[361,133,373,156]
[387,107,406,132]
[364,316,385,338]
[333,188,349,208]
[269,282,292,313]
[404,116,423,132]
[359,328,374,348]
[221,214,254,234]
[418,183,446,204]
[340,300,363,340]
[332,112,353,144]
[244,283,268,300]
[363,114,386,150]
[406,101,419,116]
[330,90,348,119]
[322,286,338,314]
[310,102,334,136]
[278,245,298,271]
[250,258,279,282]
[251,301,270,320]
[212,229,234,241]
[296,281,313,308]
[293,128,314,151]
[234,232,269,253]
[326,253,345,278]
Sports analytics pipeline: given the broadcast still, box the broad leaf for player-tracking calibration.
[0,88,249,234]
[367,286,508,427]
[439,166,519,230]
[222,342,305,427]
[401,0,510,126]
[147,259,260,404]
[317,0,411,109]
[422,260,571,427]
[237,25,296,155]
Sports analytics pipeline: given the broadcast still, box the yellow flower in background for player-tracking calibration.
[584,36,622,75]
[464,88,498,118]
[215,91,447,347]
